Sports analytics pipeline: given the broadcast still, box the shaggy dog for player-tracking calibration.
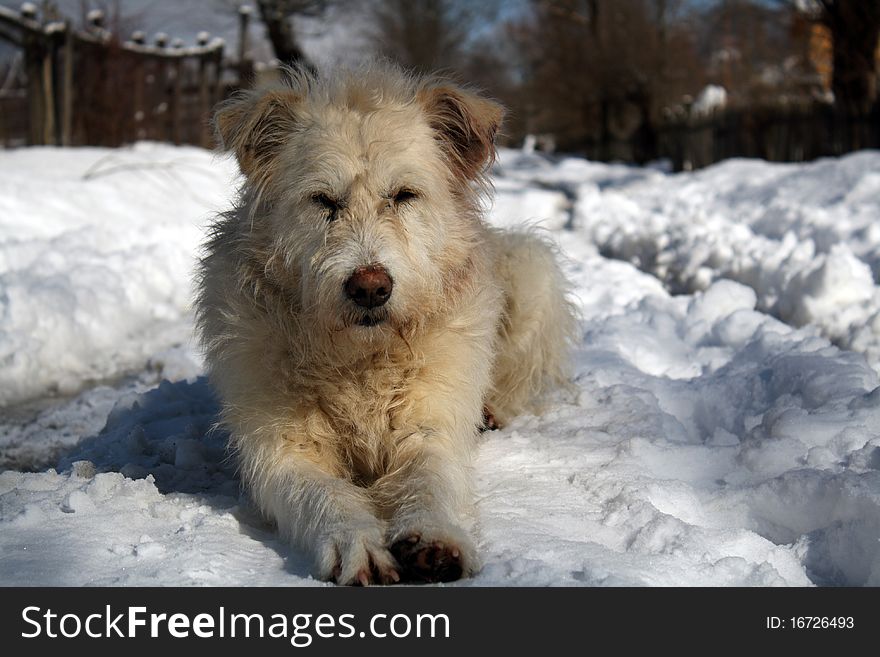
[197,65,576,585]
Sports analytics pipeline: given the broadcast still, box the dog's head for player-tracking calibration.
[214,65,503,340]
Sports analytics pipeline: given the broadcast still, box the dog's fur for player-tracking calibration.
[196,64,577,584]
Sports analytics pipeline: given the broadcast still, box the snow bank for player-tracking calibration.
[0,144,238,406]
[534,149,880,369]
[2,144,880,586]
[473,242,880,586]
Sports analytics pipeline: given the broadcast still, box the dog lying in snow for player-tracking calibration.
[196,64,576,584]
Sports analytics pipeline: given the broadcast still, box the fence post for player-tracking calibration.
[171,58,182,145]
[22,9,45,145]
[41,34,54,144]
[152,33,171,143]
[197,33,211,147]
[60,21,73,145]
[210,44,224,144]
[45,24,70,145]
[129,35,144,141]
[238,5,252,84]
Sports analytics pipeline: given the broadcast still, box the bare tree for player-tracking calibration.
[364,0,524,139]
[255,0,327,67]
[512,0,703,160]
[812,0,879,109]
[368,0,468,74]
[698,0,817,106]
[366,0,503,75]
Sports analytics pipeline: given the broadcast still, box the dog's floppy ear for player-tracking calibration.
[418,83,504,183]
[214,88,300,183]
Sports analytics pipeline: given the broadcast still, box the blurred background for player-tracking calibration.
[0,0,878,170]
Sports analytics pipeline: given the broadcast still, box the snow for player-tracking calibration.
[568,150,880,368]
[691,84,728,115]
[2,143,880,586]
[0,144,234,407]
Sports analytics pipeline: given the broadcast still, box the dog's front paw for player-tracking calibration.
[389,526,477,583]
[317,525,401,586]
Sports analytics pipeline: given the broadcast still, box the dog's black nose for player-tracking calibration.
[345,265,393,308]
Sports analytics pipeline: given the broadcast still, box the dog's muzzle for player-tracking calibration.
[344,265,393,309]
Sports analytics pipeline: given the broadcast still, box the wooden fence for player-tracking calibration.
[657,102,880,171]
[0,4,235,148]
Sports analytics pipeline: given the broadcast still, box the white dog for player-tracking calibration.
[197,65,576,584]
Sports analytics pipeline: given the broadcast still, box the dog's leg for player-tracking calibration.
[370,322,496,583]
[232,415,400,586]
[374,432,478,583]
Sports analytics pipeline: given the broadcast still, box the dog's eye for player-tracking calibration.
[392,189,418,206]
[312,193,340,221]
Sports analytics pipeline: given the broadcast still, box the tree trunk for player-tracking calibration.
[255,0,311,68]
[823,0,880,111]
